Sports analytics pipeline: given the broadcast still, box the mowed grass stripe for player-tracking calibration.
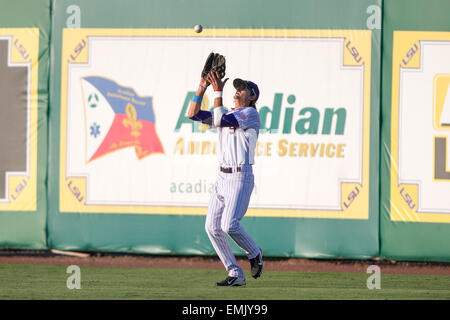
[0,264,449,300]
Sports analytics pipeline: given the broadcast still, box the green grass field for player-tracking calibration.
[0,263,449,300]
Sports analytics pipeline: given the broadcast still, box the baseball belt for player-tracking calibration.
[220,167,242,173]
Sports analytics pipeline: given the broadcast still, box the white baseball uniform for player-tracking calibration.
[190,106,261,278]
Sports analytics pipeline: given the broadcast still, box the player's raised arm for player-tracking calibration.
[207,71,230,127]
[186,77,208,119]
[207,71,228,108]
[187,52,216,119]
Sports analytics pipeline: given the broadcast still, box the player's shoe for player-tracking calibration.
[215,276,246,287]
[249,249,263,279]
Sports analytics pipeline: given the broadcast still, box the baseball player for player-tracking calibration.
[187,70,263,286]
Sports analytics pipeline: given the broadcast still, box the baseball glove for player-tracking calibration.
[201,52,226,85]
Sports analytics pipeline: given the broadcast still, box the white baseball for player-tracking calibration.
[194,24,203,33]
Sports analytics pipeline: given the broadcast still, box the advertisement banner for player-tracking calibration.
[381,0,450,262]
[59,28,373,220]
[0,29,39,211]
[390,31,450,223]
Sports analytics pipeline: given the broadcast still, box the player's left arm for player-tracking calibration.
[207,71,233,127]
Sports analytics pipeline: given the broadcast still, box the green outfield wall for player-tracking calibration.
[380,0,450,261]
[0,0,449,262]
[46,0,381,259]
[0,0,50,249]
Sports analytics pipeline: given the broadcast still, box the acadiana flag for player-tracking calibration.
[81,76,164,162]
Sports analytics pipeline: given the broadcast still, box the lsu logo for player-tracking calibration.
[433,74,450,180]
[81,76,164,162]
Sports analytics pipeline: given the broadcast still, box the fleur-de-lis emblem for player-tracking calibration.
[122,103,143,137]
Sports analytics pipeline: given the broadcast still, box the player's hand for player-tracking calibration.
[199,77,209,89]
[207,71,229,91]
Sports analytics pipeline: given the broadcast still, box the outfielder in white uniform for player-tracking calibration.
[187,71,263,286]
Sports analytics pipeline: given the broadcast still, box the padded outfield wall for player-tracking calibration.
[1,0,449,262]
[380,0,450,262]
[46,0,381,258]
[0,0,50,249]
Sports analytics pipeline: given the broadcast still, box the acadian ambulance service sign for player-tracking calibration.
[59,29,372,219]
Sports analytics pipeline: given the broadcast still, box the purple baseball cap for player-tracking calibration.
[233,78,260,101]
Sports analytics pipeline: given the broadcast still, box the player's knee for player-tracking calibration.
[205,223,222,236]
[221,221,239,235]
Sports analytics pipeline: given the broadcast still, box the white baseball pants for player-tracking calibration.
[205,166,260,278]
